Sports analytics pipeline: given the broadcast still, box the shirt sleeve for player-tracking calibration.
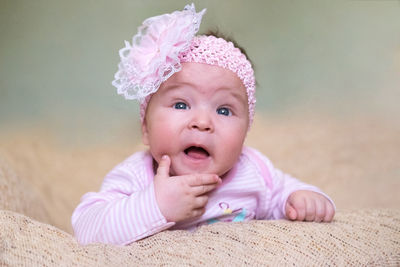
[268,166,335,220]
[71,156,175,245]
[246,148,335,220]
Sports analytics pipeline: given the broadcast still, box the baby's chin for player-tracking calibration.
[169,168,213,177]
[169,164,230,177]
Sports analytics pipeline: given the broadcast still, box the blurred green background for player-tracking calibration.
[1,0,399,143]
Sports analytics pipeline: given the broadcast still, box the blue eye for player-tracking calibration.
[174,102,188,110]
[217,107,232,116]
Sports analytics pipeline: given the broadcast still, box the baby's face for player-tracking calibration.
[142,62,249,177]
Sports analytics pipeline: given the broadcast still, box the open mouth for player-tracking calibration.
[184,146,210,160]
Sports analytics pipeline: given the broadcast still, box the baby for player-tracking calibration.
[72,4,335,245]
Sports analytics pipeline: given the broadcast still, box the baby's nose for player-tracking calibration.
[188,110,214,132]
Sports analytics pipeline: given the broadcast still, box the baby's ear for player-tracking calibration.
[141,120,150,146]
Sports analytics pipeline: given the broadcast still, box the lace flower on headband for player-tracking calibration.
[112,4,206,102]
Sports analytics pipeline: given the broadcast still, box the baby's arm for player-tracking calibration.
[71,154,221,245]
[285,190,335,222]
[71,158,175,245]
[269,166,335,222]
[246,148,335,222]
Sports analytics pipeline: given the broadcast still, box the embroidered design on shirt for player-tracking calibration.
[207,202,247,224]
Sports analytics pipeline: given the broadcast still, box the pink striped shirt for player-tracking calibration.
[72,147,333,245]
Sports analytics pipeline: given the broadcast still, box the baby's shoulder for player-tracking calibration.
[240,146,273,168]
[109,150,152,177]
[238,147,274,185]
[121,150,150,165]
[101,150,152,190]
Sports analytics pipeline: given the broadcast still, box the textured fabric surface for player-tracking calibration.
[0,153,50,224]
[1,209,399,266]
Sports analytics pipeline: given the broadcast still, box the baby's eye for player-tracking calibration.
[174,102,189,110]
[216,107,232,116]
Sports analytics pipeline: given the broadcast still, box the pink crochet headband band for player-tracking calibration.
[111,4,256,126]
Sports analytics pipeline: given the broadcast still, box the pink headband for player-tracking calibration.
[112,4,256,126]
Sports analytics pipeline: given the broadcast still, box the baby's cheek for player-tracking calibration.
[147,124,176,153]
[218,135,244,172]
[225,129,246,152]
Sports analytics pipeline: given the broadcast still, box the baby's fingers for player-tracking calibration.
[192,183,219,196]
[291,198,306,221]
[156,155,171,178]
[193,195,209,209]
[285,196,306,221]
[323,201,335,222]
[304,198,316,221]
[285,204,298,221]
[188,174,221,187]
[314,199,326,222]
[191,208,206,218]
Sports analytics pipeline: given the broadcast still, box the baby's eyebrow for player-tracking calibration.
[215,87,247,103]
[161,83,247,104]
[157,86,183,98]
[162,82,194,91]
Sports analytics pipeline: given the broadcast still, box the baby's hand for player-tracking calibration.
[153,155,222,223]
[285,190,335,222]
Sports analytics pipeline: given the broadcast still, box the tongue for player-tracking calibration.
[186,147,209,160]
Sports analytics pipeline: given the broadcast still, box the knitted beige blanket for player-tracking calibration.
[1,209,399,266]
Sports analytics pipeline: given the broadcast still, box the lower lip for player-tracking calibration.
[182,151,211,165]
[186,149,209,160]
